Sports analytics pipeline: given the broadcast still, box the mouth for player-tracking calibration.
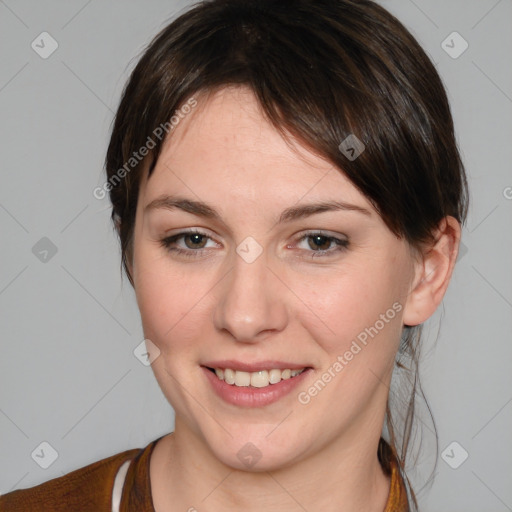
[202,364,313,407]
[201,359,314,407]
[204,366,310,388]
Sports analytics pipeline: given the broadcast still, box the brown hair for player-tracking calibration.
[105,0,469,508]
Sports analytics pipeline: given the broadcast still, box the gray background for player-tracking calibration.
[0,1,511,510]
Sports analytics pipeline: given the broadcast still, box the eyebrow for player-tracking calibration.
[144,195,372,223]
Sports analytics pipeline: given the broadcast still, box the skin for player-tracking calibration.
[126,86,461,511]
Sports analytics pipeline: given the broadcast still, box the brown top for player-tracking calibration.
[0,436,409,511]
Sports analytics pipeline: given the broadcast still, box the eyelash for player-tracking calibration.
[159,229,349,259]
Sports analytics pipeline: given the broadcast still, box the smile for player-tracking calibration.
[202,361,313,407]
[209,367,306,388]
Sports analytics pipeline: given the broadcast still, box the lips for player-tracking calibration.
[202,360,310,372]
[202,365,312,407]
[200,360,313,406]
[209,367,306,387]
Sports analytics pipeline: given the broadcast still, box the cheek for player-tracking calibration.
[291,264,403,357]
[134,257,212,355]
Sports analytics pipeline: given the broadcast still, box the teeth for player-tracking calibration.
[212,367,306,387]
[224,368,235,385]
[250,370,268,388]
[268,369,282,384]
[235,371,251,387]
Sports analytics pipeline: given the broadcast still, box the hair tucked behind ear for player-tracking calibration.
[388,324,435,509]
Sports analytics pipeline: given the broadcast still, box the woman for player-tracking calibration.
[1,0,469,510]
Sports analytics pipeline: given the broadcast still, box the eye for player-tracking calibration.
[160,230,349,259]
[294,232,349,258]
[160,230,217,257]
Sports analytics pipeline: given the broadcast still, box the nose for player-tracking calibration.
[213,247,288,343]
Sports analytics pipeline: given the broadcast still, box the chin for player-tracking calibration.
[205,430,307,473]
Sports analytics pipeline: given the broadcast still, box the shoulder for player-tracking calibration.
[0,445,142,512]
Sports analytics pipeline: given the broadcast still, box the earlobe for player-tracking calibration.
[402,216,461,327]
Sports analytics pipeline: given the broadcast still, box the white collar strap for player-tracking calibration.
[111,459,133,512]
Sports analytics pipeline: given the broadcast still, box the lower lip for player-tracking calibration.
[202,367,312,407]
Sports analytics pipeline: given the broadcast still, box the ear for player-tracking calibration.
[402,216,462,327]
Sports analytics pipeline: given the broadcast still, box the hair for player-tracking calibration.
[105,0,469,508]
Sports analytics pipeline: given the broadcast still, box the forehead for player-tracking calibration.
[141,87,373,214]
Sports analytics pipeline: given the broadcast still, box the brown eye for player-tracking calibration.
[295,232,349,258]
[183,233,208,249]
[307,234,332,251]
[160,229,217,258]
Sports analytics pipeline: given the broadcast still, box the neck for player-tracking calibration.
[151,421,391,512]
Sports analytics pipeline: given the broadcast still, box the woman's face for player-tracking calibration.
[131,87,418,470]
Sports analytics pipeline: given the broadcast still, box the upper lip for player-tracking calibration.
[202,360,312,372]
